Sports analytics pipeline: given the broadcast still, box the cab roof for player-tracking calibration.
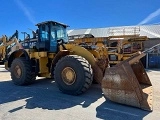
[36,21,69,27]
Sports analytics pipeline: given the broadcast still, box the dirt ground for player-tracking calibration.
[0,65,160,120]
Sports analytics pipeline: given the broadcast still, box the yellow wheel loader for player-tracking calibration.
[69,27,148,66]
[5,21,152,111]
[107,29,148,66]
[0,30,21,64]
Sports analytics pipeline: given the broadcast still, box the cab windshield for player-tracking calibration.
[51,24,68,43]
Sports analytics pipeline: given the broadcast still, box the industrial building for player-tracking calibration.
[68,24,160,68]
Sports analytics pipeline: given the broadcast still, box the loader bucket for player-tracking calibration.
[102,52,153,111]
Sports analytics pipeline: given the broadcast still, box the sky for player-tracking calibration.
[0,0,160,39]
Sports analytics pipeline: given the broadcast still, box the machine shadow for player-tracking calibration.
[96,99,150,120]
[0,78,102,111]
[0,78,150,120]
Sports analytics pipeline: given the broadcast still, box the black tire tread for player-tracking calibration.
[54,55,93,95]
[11,58,36,85]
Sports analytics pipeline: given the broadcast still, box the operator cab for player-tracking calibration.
[36,21,68,52]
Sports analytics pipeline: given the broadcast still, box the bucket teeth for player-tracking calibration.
[102,53,153,111]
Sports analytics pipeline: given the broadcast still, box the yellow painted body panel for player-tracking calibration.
[30,52,47,58]
[66,45,96,66]
[29,52,55,77]
[39,57,48,73]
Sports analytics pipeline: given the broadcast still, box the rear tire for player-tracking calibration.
[10,58,36,85]
[54,55,93,95]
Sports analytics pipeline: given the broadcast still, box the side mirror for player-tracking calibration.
[57,39,64,45]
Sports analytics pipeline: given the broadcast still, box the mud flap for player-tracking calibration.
[102,53,153,111]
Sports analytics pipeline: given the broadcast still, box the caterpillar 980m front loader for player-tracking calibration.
[4,21,152,111]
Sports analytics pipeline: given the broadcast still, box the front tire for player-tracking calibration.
[10,58,36,85]
[54,55,93,95]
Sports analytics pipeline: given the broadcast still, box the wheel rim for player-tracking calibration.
[61,67,76,85]
[14,65,22,78]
